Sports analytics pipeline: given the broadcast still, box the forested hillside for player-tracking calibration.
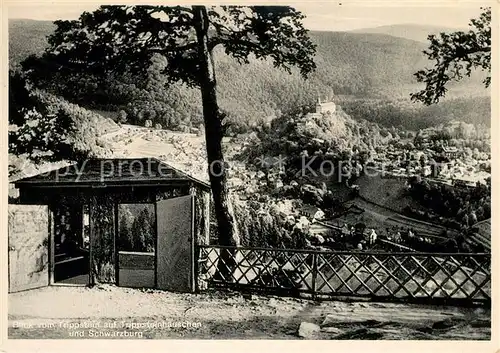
[8,70,117,180]
[8,19,55,69]
[340,96,491,130]
[350,24,465,43]
[9,19,490,134]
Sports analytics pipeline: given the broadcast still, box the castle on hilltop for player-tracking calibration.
[315,96,336,114]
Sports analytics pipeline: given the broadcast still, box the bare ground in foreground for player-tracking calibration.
[8,285,490,340]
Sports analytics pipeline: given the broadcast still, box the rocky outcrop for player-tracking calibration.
[297,322,320,338]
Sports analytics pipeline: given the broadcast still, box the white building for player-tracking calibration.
[315,97,336,114]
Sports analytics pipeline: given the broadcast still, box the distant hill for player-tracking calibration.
[350,24,467,43]
[8,19,55,70]
[340,95,491,130]
[9,20,485,97]
[8,19,490,130]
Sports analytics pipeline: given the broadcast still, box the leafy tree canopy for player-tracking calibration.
[25,5,317,251]
[9,70,116,165]
[23,5,316,88]
[9,71,78,163]
[411,7,490,105]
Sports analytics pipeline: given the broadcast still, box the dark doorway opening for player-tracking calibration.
[53,204,90,285]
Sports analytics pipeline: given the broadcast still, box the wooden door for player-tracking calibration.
[8,205,50,292]
[156,195,195,292]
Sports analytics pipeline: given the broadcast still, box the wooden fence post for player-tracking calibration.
[88,196,95,287]
[312,253,318,300]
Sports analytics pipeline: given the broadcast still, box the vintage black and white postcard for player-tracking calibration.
[1,0,498,351]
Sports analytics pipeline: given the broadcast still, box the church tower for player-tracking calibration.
[315,95,322,113]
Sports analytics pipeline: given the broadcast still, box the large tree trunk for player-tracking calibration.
[193,6,239,281]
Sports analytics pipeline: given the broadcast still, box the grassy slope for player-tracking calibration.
[356,174,415,211]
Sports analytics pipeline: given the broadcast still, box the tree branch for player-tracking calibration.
[411,8,490,105]
[149,42,197,54]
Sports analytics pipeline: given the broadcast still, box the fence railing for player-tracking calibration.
[196,245,490,306]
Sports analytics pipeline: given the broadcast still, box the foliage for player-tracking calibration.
[118,205,156,252]
[9,71,85,163]
[413,120,491,154]
[28,5,317,249]
[12,19,486,100]
[411,7,491,105]
[91,200,116,283]
[341,96,490,130]
[9,109,77,163]
[19,6,318,133]
[8,19,55,71]
[13,18,490,133]
[233,200,306,248]
[118,213,133,250]
[9,70,118,166]
[243,105,391,175]
[408,176,491,227]
[25,6,315,85]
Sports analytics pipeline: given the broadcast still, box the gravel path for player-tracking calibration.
[8,285,490,339]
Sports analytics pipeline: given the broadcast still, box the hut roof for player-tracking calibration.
[13,157,210,190]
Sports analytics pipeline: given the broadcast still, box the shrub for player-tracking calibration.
[233,200,306,248]
[118,110,127,123]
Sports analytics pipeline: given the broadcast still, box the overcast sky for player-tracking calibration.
[7,1,486,31]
